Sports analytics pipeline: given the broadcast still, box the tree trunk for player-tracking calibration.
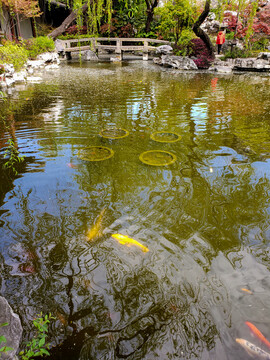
[192,0,215,58]
[48,2,88,39]
[145,0,159,33]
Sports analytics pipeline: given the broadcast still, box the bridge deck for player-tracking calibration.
[60,37,170,60]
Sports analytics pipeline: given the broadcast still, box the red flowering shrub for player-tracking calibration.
[65,25,88,35]
[190,38,214,69]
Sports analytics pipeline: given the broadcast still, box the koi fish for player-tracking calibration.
[236,338,270,359]
[245,322,270,349]
[86,208,106,241]
[241,288,253,295]
[67,163,78,169]
[111,234,149,252]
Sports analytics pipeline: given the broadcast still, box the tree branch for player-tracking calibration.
[48,2,88,39]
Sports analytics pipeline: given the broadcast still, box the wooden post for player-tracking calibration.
[111,38,122,61]
[143,40,148,61]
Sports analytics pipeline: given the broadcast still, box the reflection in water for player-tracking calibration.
[0,62,270,359]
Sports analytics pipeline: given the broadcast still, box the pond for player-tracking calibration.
[0,61,270,360]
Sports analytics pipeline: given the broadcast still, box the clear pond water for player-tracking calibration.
[0,61,270,360]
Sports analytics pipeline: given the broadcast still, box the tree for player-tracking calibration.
[192,0,215,57]
[145,0,159,33]
[155,0,196,45]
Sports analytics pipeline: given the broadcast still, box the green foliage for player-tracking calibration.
[0,36,54,69]
[19,313,55,360]
[225,31,235,40]
[3,139,25,176]
[155,0,196,44]
[0,323,14,357]
[23,36,55,59]
[251,38,269,51]
[174,28,195,56]
[0,42,28,70]
[57,33,99,40]
[221,48,252,59]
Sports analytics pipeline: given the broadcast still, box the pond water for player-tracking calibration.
[0,61,270,360]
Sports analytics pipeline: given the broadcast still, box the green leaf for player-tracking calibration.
[0,323,8,327]
[39,337,45,347]
[0,335,7,343]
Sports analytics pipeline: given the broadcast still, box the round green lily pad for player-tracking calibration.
[100,128,129,139]
[77,146,114,161]
[139,150,177,166]
[150,131,181,143]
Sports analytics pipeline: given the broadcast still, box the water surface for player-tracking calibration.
[0,61,270,359]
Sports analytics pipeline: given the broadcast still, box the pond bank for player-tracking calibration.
[1,48,270,90]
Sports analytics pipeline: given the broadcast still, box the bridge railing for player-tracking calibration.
[60,37,171,60]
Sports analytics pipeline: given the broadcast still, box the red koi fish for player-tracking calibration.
[67,163,78,169]
[245,322,270,349]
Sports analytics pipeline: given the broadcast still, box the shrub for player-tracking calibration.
[220,48,252,60]
[23,36,55,59]
[0,42,28,70]
[174,29,195,56]
[190,38,214,69]
[65,25,88,35]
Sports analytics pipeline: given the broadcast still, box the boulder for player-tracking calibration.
[257,52,270,60]
[233,58,270,71]
[84,50,98,61]
[0,296,22,360]
[153,55,198,70]
[54,39,65,53]
[156,45,173,55]
[37,52,60,64]
[2,64,14,78]
[13,71,27,82]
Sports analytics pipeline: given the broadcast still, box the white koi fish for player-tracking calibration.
[236,338,270,359]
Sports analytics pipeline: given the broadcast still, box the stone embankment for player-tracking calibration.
[0,296,22,360]
[153,45,270,72]
[0,52,60,88]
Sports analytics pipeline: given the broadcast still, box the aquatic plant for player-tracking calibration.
[19,313,55,360]
[3,139,25,176]
[0,323,13,357]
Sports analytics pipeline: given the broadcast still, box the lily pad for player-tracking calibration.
[77,146,114,161]
[139,150,177,166]
[150,131,181,143]
[100,128,129,139]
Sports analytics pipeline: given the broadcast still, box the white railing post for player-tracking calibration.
[143,40,148,61]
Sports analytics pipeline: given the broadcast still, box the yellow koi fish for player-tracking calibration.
[86,208,106,241]
[111,234,149,253]
[236,338,270,359]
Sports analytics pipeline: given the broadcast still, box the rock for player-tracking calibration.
[257,52,270,60]
[13,71,27,82]
[2,64,14,78]
[153,55,198,70]
[45,64,60,70]
[209,65,233,73]
[37,52,59,64]
[26,59,45,69]
[0,296,22,360]
[54,39,65,53]
[84,50,98,61]
[233,58,270,71]
[156,45,173,55]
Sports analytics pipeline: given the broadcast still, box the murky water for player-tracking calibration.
[0,61,270,360]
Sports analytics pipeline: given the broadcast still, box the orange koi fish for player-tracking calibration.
[241,288,253,295]
[111,234,149,252]
[86,208,106,241]
[236,338,270,359]
[245,322,270,349]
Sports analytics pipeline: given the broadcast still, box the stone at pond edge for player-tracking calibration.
[0,296,22,360]
[156,45,173,55]
[153,55,198,70]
